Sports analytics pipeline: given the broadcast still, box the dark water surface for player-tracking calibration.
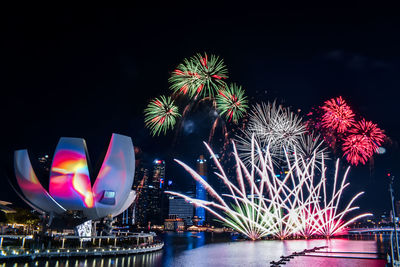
[1,232,389,267]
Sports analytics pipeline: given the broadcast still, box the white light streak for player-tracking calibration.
[235,102,307,166]
[166,136,371,240]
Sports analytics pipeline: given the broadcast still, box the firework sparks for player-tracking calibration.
[294,133,329,168]
[235,102,306,164]
[144,95,181,136]
[342,135,373,166]
[307,97,387,166]
[341,119,385,166]
[166,138,371,240]
[305,107,338,149]
[216,83,249,123]
[168,58,201,97]
[350,119,385,151]
[169,53,228,98]
[321,96,355,133]
[235,131,274,167]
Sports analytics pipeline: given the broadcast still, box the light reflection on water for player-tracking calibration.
[2,232,388,267]
[172,238,386,267]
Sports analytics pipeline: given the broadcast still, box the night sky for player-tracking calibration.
[2,5,400,216]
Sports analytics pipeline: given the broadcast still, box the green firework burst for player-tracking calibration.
[220,202,275,240]
[144,95,181,136]
[216,83,248,123]
[169,53,229,98]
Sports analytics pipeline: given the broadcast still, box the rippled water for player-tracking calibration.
[3,232,389,267]
[163,233,387,267]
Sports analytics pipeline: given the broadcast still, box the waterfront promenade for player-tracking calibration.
[0,232,163,262]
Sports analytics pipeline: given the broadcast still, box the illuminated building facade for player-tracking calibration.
[153,159,166,190]
[13,133,136,233]
[168,194,194,226]
[196,155,207,225]
[164,215,185,231]
[120,162,150,226]
[134,159,166,227]
[134,165,151,227]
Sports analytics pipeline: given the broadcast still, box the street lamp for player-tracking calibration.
[388,173,400,265]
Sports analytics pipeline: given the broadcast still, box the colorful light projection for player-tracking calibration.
[13,133,136,221]
[14,150,66,214]
[49,138,94,209]
[92,134,136,218]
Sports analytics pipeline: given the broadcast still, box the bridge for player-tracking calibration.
[348,227,398,234]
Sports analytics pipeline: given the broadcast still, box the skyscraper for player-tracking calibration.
[132,161,151,227]
[148,159,165,225]
[168,194,194,226]
[196,155,207,225]
[121,163,150,226]
[134,159,166,228]
[152,159,166,190]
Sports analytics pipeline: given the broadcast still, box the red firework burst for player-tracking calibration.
[350,119,385,150]
[342,119,385,165]
[342,135,373,166]
[322,96,355,133]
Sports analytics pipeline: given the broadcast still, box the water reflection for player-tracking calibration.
[170,238,386,267]
[1,233,389,267]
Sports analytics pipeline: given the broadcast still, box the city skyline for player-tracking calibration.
[2,5,400,217]
[2,5,399,266]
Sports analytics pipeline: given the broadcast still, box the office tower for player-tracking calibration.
[168,193,194,226]
[134,159,166,227]
[196,155,207,225]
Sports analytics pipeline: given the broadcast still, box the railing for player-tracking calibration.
[0,240,163,261]
[0,232,163,261]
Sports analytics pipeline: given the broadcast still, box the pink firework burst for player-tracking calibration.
[342,135,373,166]
[350,119,385,150]
[342,119,385,165]
[322,96,355,133]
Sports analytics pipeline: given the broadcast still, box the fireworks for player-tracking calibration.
[168,58,201,97]
[342,135,372,166]
[321,96,355,133]
[235,131,272,167]
[342,119,385,166]
[146,52,249,147]
[308,97,386,166]
[166,138,371,240]
[236,102,306,164]
[350,119,385,150]
[144,95,181,136]
[216,83,248,123]
[169,53,228,98]
[295,133,328,167]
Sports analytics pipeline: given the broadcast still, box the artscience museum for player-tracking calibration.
[12,133,136,235]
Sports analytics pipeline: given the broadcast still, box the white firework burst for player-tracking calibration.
[166,137,371,240]
[293,133,329,168]
[236,102,306,165]
[235,130,280,167]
